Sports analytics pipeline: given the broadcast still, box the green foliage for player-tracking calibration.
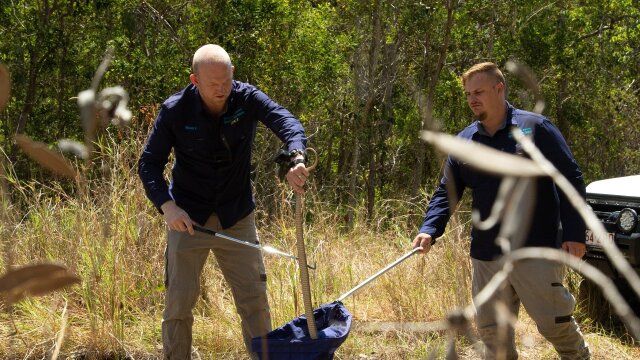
[0,0,639,357]
[0,0,638,225]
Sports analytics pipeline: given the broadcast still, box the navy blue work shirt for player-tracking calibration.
[419,102,586,261]
[138,81,306,229]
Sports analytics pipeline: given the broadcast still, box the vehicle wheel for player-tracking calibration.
[577,278,614,325]
[577,277,640,342]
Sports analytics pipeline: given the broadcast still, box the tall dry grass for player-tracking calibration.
[0,131,639,359]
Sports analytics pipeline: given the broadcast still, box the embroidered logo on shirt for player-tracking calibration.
[508,127,533,138]
[184,125,198,132]
[508,127,533,155]
[223,108,245,125]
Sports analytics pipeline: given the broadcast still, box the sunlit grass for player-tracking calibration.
[0,135,639,359]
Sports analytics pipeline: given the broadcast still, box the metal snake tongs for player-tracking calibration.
[296,148,318,339]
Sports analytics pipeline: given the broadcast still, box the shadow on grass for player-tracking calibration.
[62,350,160,360]
[577,278,640,345]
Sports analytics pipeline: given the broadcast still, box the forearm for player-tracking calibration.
[138,155,172,212]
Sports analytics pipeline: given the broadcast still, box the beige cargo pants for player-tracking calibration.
[162,212,271,359]
[472,258,590,360]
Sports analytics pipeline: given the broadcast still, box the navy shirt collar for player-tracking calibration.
[475,101,514,136]
[191,82,239,118]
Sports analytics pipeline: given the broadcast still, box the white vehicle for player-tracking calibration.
[585,175,640,276]
[582,175,640,334]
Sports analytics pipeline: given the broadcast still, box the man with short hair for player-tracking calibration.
[413,62,590,359]
[138,44,308,359]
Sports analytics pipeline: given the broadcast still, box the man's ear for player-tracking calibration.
[189,73,198,87]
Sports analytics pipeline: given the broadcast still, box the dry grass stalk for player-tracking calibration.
[420,131,546,177]
[420,125,640,357]
[51,301,69,360]
[514,130,640,299]
[58,139,89,160]
[0,263,80,306]
[507,248,640,337]
[14,134,79,180]
[505,60,545,114]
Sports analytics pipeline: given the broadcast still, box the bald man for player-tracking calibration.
[139,44,308,359]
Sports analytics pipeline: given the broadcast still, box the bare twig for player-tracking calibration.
[141,1,188,55]
[513,248,639,337]
[420,131,546,177]
[472,177,517,230]
[514,129,640,299]
[522,1,558,25]
[50,300,68,360]
[505,60,545,114]
[494,177,536,253]
[90,48,114,92]
[445,247,640,358]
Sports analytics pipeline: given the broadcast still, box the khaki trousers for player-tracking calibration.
[162,212,271,359]
[472,258,590,360]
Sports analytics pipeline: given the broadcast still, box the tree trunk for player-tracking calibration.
[348,0,384,225]
[555,2,571,141]
[366,142,375,221]
[15,51,39,136]
[346,139,360,226]
[410,0,455,197]
[411,93,434,197]
[556,76,570,141]
[363,0,382,222]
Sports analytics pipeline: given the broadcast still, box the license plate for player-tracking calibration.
[585,230,615,248]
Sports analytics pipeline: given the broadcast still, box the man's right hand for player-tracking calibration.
[161,201,194,235]
[286,161,309,194]
[412,233,434,255]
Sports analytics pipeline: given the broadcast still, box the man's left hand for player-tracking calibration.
[562,241,586,259]
[286,162,309,194]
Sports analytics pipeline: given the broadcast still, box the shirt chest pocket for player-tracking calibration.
[221,119,253,150]
[180,132,212,154]
[459,164,488,190]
